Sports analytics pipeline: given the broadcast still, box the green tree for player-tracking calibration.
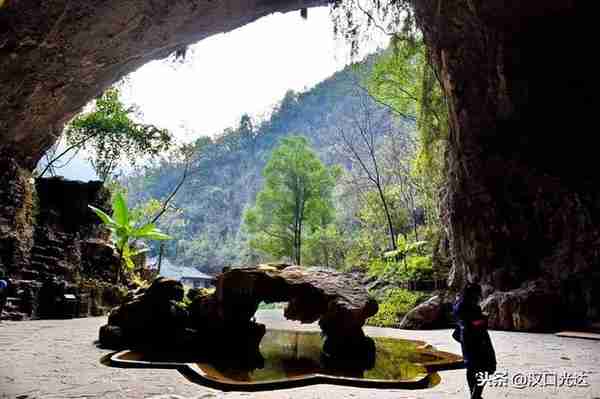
[55,88,173,181]
[302,224,348,268]
[244,136,339,265]
[357,187,410,243]
[368,38,448,227]
[334,91,402,252]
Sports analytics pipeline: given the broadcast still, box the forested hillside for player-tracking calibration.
[123,57,409,274]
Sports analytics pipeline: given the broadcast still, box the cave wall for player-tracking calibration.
[0,0,328,170]
[29,177,116,282]
[412,1,599,329]
[0,153,34,278]
[0,165,122,319]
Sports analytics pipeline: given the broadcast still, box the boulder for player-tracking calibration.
[213,265,378,332]
[99,325,124,349]
[398,291,457,329]
[399,295,443,329]
[80,239,120,282]
[101,267,377,361]
[145,276,185,303]
[100,277,188,349]
[481,279,561,331]
[188,265,378,359]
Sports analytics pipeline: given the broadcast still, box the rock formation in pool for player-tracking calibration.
[100,265,378,366]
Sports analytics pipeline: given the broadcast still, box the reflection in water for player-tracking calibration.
[198,330,433,383]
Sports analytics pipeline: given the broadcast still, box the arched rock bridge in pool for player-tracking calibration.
[99,265,463,390]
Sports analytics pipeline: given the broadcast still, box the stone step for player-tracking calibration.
[32,245,64,258]
[34,233,71,246]
[556,331,600,341]
[30,254,61,265]
[589,322,600,333]
[34,239,69,249]
[29,261,51,272]
[5,297,21,309]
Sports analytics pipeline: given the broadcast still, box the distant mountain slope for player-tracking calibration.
[124,55,407,274]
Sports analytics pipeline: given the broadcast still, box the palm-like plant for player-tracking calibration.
[89,192,172,283]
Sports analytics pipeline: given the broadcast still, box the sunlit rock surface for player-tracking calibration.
[211,265,378,359]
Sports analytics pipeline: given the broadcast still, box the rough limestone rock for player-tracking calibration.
[80,239,120,282]
[411,1,598,330]
[159,265,376,362]
[101,266,376,363]
[0,170,124,320]
[399,296,443,330]
[0,154,34,279]
[0,0,328,168]
[11,176,117,283]
[399,291,457,330]
[216,265,377,332]
[190,265,377,360]
[100,277,188,349]
[481,279,561,331]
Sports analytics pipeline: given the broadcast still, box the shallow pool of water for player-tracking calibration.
[199,330,432,382]
[110,329,462,389]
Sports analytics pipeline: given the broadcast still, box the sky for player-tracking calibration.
[53,6,389,180]
[120,6,389,142]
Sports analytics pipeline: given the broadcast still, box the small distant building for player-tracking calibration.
[147,257,215,289]
[180,269,215,289]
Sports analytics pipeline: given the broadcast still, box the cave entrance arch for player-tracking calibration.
[2,1,597,331]
[0,0,330,168]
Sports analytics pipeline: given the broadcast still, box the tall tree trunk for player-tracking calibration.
[297,218,302,265]
[376,183,397,251]
[412,210,419,243]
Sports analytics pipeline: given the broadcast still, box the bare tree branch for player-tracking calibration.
[39,129,103,177]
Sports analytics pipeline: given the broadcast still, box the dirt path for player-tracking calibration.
[1,310,599,398]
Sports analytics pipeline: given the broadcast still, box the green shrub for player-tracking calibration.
[395,255,434,282]
[258,302,287,310]
[368,253,434,284]
[366,288,424,327]
[367,258,390,277]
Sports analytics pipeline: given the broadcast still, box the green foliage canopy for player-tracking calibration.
[243,136,339,265]
[368,38,448,226]
[66,88,173,181]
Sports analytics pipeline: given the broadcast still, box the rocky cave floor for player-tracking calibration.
[1,310,599,399]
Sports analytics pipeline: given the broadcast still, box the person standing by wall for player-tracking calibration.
[453,282,497,399]
[0,273,8,319]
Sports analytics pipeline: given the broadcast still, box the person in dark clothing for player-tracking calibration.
[453,282,497,399]
[0,276,8,318]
